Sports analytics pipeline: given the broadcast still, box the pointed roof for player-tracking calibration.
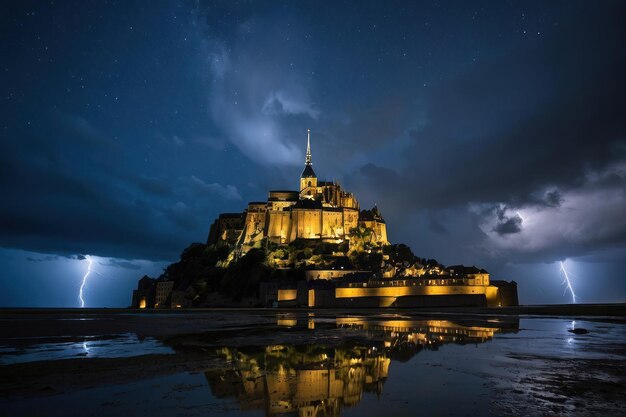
[301,164,316,178]
[301,129,317,178]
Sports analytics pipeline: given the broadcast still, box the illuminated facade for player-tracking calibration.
[277,273,518,308]
[207,130,388,249]
[201,129,519,309]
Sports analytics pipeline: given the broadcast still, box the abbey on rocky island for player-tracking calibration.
[132,130,518,309]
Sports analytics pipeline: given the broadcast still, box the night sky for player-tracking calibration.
[1,0,625,307]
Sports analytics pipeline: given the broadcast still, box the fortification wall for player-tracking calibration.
[335,285,500,307]
[376,222,388,244]
[322,210,344,239]
[277,283,514,308]
[290,209,322,240]
[269,190,299,200]
[342,208,358,235]
[243,210,267,244]
[358,219,389,244]
[341,193,358,209]
[266,210,291,244]
[269,200,296,211]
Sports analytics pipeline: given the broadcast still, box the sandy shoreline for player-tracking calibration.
[1,302,625,316]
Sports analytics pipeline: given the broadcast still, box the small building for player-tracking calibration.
[155,280,174,308]
[207,213,245,245]
[445,265,490,285]
[490,280,519,307]
[170,284,196,308]
[131,275,156,308]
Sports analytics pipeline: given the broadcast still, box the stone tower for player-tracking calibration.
[300,129,318,194]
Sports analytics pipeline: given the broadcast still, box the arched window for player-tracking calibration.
[308,181,311,187]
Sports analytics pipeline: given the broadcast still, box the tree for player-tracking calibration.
[221,248,269,299]
[349,225,374,249]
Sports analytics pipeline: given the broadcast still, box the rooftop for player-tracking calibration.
[301,164,316,178]
[445,265,489,275]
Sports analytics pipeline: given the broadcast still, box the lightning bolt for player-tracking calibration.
[79,256,93,308]
[559,261,576,304]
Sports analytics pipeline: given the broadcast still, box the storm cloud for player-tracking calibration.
[348,3,626,266]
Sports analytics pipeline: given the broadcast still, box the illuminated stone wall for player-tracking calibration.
[238,205,375,246]
[464,273,489,286]
[267,200,296,211]
[278,288,298,302]
[290,208,323,240]
[322,209,344,239]
[268,190,299,200]
[343,208,359,237]
[341,192,358,209]
[335,284,500,306]
[266,210,291,244]
[211,151,373,248]
[207,213,244,245]
[300,176,318,192]
[241,202,267,246]
[286,284,507,308]
[359,219,389,245]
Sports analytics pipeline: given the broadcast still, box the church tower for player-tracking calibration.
[300,129,318,193]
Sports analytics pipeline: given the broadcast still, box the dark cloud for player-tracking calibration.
[99,258,142,270]
[188,176,242,201]
[26,255,60,262]
[349,5,625,210]
[427,215,449,236]
[347,3,626,267]
[493,213,523,235]
[131,175,173,197]
[0,109,218,260]
[472,165,626,264]
[543,191,563,208]
[165,201,200,232]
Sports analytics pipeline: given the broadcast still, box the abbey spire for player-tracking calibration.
[305,128,312,165]
[300,129,317,191]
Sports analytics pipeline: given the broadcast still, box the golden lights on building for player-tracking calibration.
[207,130,388,249]
[203,129,519,309]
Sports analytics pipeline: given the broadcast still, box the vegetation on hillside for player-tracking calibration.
[150,236,442,304]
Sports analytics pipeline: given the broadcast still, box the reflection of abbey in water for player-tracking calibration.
[207,345,389,416]
[204,318,518,416]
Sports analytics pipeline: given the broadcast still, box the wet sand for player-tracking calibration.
[0,306,624,416]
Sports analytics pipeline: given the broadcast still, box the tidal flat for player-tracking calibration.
[0,307,624,416]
